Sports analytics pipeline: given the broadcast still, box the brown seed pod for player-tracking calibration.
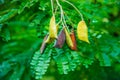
[40,34,49,54]
[64,27,73,48]
[70,29,77,50]
[77,20,90,43]
[54,29,66,48]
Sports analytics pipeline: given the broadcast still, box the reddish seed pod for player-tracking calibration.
[70,29,77,50]
[54,29,66,48]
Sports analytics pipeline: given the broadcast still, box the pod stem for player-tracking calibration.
[56,0,63,24]
[63,0,84,21]
[64,12,74,29]
[50,0,55,16]
[56,0,69,31]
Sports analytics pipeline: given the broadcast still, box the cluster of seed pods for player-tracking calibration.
[40,15,89,54]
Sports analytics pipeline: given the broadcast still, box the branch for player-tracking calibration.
[63,0,84,20]
[56,0,69,31]
[50,0,54,15]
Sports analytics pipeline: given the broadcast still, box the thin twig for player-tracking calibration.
[54,6,58,15]
[51,0,54,15]
[54,6,61,25]
[56,0,70,32]
[63,0,84,20]
[62,12,68,27]
[56,0,63,25]
[64,12,74,28]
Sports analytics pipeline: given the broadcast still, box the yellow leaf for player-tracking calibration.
[77,20,90,43]
[49,16,57,39]
[64,27,73,48]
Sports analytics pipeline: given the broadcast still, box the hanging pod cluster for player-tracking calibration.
[40,15,90,54]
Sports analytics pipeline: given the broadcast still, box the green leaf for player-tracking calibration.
[0,27,10,41]
[0,9,17,23]
[100,53,111,66]
[30,47,52,80]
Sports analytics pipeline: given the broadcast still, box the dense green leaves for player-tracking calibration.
[30,48,52,79]
[0,26,10,41]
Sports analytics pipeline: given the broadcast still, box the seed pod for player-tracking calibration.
[64,27,73,48]
[49,16,57,39]
[54,29,66,48]
[70,29,77,50]
[45,35,54,44]
[40,34,48,54]
[77,20,90,43]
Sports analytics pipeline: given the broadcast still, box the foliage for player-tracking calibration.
[30,45,52,79]
[0,0,120,80]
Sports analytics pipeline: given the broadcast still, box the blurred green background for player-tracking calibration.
[0,0,120,80]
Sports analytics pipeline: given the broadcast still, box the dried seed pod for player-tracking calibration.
[64,27,73,48]
[70,29,77,50]
[54,29,66,48]
[49,16,58,39]
[77,20,90,43]
[40,34,48,54]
